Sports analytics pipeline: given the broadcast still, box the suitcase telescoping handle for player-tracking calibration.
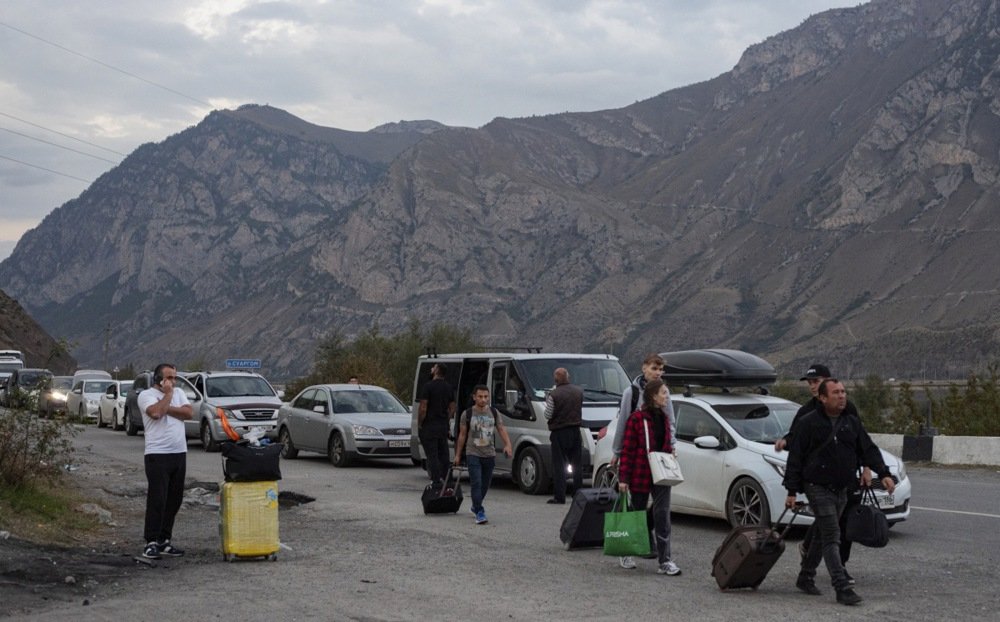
[770,503,804,543]
[438,466,463,499]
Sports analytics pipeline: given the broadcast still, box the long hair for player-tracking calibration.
[642,378,665,412]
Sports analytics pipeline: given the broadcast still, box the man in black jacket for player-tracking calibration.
[544,367,584,504]
[777,364,870,581]
[783,379,895,606]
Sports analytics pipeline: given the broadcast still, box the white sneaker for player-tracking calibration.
[657,560,681,576]
[619,556,636,569]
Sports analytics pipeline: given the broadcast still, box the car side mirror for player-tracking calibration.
[693,435,721,449]
[313,404,327,415]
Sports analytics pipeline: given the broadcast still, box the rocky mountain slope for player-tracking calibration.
[3,0,999,380]
[0,290,76,373]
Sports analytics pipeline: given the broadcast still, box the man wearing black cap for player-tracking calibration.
[776,363,870,586]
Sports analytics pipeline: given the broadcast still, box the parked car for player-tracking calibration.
[97,380,134,430]
[408,352,631,494]
[123,371,200,436]
[278,383,413,466]
[591,349,912,528]
[66,378,116,420]
[38,375,73,416]
[2,368,52,408]
[0,355,25,404]
[182,370,281,451]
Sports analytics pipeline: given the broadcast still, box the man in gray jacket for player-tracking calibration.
[544,368,584,504]
[610,353,676,468]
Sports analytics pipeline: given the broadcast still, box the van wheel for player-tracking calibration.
[515,446,550,495]
[329,432,356,467]
[727,477,770,527]
[125,408,139,436]
[201,420,219,452]
[279,427,298,459]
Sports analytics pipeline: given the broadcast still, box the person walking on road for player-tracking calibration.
[454,385,512,525]
[544,367,584,505]
[783,379,895,606]
[418,363,456,485]
[138,363,193,560]
[616,379,680,576]
[777,363,870,584]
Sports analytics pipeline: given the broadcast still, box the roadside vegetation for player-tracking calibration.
[284,320,480,400]
[774,364,1000,436]
[0,395,101,542]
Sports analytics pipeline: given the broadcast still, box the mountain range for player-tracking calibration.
[2,0,999,381]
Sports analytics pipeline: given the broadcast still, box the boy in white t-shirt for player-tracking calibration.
[137,364,193,560]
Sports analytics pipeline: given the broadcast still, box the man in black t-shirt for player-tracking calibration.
[418,363,456,484]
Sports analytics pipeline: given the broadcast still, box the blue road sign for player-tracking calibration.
[226,359,261,369]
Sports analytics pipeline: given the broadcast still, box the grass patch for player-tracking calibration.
[0,479,101,544]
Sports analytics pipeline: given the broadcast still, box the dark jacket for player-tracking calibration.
[783,408,890,495]
[545,381,583,431]
[781,397,860,446]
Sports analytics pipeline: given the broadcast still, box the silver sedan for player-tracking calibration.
[276,384,412,467]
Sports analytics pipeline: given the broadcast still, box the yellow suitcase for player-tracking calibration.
[219,480,280,561]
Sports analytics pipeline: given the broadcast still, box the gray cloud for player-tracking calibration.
[0,0,853,259]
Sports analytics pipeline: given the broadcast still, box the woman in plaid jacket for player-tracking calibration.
[616,378,681,575]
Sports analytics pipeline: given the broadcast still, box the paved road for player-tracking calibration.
[15,426,1000,621]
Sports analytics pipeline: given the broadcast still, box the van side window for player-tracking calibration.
[412,362,439,403]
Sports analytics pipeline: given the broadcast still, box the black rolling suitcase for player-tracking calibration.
[559,486,619,549]
[422,467,464,514]
[711,507,799,590]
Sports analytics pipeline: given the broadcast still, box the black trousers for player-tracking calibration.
[801,484,862,564]
[421,435,451,483]
[550,426,583,502]
[144,452,186,544]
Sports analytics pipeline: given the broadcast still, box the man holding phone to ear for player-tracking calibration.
[138,363,193,560]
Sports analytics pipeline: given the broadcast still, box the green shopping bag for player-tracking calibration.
[602,492,651,557]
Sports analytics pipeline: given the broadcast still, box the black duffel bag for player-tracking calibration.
[845,486,890,548]
[221,440,283,482]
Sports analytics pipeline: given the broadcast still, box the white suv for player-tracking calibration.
[182,370,282,451]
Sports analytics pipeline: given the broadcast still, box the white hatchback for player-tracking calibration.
[592,391,912,528]
[97,380,133,431]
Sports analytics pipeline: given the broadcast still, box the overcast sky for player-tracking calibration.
[0,0,855,261]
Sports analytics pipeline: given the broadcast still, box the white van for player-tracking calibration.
[409,352,630,494]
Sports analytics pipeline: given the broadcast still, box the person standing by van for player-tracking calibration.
[418,363,456,485]
[544,367,583,504]
[454,385,513,524]
[138,363,193,560]
[616,379,680,575]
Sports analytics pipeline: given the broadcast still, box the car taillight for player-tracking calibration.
[597,426,608,440]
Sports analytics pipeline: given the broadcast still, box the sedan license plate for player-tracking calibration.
[877,494,894,509]
[388,440,409,448]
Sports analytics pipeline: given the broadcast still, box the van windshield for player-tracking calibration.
[0,361,24,373]
[517,359,629,402]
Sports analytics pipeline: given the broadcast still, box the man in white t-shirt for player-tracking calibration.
[138,363,193,560]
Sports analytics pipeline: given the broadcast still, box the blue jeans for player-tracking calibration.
[801,483,849,590]
[466,455,495,513]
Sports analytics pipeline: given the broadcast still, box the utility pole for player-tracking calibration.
[103,322,110,371]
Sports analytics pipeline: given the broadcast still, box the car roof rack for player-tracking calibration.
[659,349,777,391]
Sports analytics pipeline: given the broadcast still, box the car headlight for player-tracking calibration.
[352,424,381,438]
[763,454,787,477]
[218,407,237,420]
[895,458,907,482]
[52,391,68,402]
[87,399,99,408]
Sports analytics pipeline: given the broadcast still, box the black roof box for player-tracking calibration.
[658,349,777,387]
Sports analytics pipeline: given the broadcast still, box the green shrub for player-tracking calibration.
[286,320,480,400]
[0,402,77,488]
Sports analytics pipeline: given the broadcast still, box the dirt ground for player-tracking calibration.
[0,450,224,618]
